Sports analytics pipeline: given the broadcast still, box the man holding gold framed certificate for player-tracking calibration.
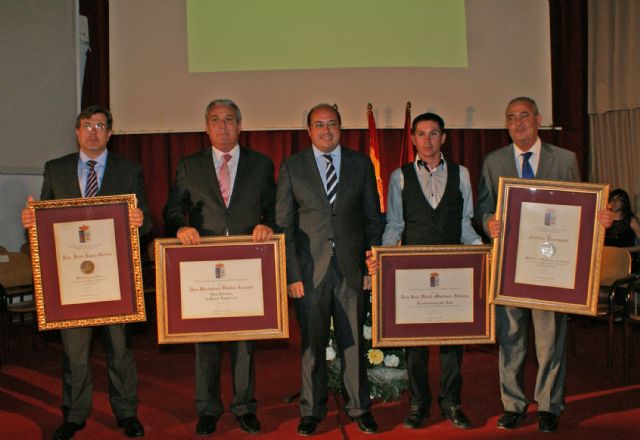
[367,112,481,431]
[21,106,151,440]
[163,99,275,436]
[476,97,612,433]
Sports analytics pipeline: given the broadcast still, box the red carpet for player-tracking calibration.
[1,313,640,439]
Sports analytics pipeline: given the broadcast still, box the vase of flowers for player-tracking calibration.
[326,292,408,401]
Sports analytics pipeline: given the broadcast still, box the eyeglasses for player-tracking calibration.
[506,112,533,124]
[310,120,340,129]
[80,122,107,132]
[209,116,237,125]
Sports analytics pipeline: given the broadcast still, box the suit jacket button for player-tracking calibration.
[226,210,231,215]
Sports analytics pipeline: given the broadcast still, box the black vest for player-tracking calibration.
[401,161,463,245]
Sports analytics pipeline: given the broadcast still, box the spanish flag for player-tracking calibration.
[367,103,385,212]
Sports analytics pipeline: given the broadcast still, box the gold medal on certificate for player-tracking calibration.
[80,260,95,274]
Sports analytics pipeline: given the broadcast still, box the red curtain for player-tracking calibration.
[79,1,588,238]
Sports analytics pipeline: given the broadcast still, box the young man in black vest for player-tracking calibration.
[367,112,481,430]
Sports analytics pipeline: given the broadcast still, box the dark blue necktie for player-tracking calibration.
[521,152,534,179]
[85,160,98,197]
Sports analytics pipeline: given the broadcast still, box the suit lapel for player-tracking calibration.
[501,145,519,178]
[535,143,555,180]
[335,148,355,210]
[99,153,118,196]
[302,148,330,207]
[65,153,83,197]
[229,147,251,207]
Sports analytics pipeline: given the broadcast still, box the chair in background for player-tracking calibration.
[623,277,640,384]
[590,246,637,379]
[0,252,36,368]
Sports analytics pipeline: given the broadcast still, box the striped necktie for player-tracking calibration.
[324,154,338,206]
[85,160,98,197]
[521,152,534,179]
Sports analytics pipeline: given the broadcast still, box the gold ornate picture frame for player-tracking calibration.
[490,178,609,315]
[371,244,494,347]
[28,194,145,330]
[155,234,289,344]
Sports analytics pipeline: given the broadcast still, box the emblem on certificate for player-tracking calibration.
[429,272,440,287]
[80,260,95,274]
[544,208,557,226]
[78,224,91,242]
[214,262,226,279]
[539,242,556,258]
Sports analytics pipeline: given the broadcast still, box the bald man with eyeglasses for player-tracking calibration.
[476,96,612,433]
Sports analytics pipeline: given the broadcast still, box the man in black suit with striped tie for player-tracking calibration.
[22,105,151,440]
[276,103,384,436]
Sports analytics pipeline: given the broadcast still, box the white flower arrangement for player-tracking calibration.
[383,354,400,368]
[325,297,408,402]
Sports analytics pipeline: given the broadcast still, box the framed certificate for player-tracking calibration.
[371,245,494,347]
[155,234,288,343]
[28,195,145,330]
[490,178,609,315]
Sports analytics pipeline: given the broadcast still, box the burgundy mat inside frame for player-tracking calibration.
[379,252,488,340]
[500,187,596,304]
[164,243,279,334]
[35,203,136,322]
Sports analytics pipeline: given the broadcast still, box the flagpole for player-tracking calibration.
[399,101,413,167]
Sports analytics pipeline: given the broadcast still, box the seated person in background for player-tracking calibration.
[605,188,640,274]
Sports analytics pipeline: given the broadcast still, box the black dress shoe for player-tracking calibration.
[403,407,429,429]
[297,416,319,436]
[51,421,86,440]
[497,411,526,429]
[537,411,559,433]
[236,413,261,434]
[352,412,378,434]
[441,405,472,429]
[196,415,218,436]
[117,417,145,438]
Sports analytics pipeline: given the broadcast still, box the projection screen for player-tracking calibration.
[109,0,552,132]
